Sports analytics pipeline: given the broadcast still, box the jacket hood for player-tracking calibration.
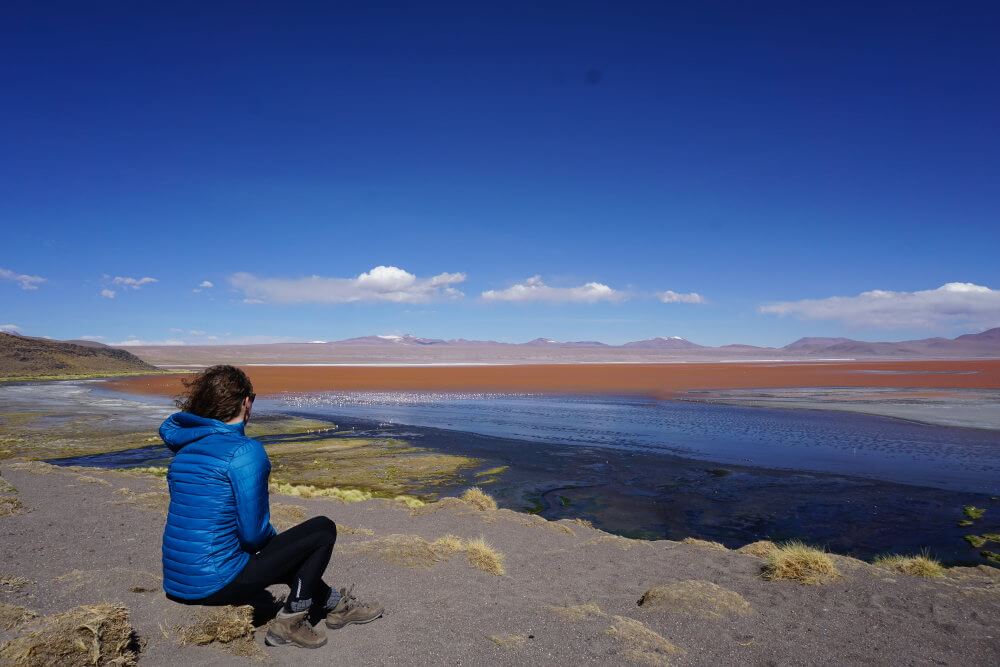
[159,412,246,453]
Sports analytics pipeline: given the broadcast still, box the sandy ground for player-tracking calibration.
[2,462,999,665]
[106,360,1000,399]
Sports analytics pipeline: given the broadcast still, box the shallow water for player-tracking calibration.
[0,379,173,427]
[274,391,1000,495]
[6,381,998,564]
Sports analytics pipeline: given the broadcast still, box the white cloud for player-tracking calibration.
[109,337,186,346]
[111,276,157,289]
[658,290,705,304]
[481,275,626,303]
[0,323,21,333]
[193,280,214,293]
[0,267,46,290]
[108,329,293,346]
[79,335,104,341]
[759,282,1000,329]
[102,276,156,297]
[230,266,466,304]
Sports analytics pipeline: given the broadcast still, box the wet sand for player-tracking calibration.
[106,359,1000,398]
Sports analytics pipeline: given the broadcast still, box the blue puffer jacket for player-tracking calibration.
[159,412,276,600]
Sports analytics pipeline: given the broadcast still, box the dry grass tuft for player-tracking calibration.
[638,581,753,619]
[270,480,373,503]
[0,495,26,517]
[348,534,454,569]
[379,535,448,568]
[269,503,306,531]
[74,475,111,487]
[762,541,840,585]
[737,540,778,559]
[489,633,527,648]
[461,487,498,511]
[0,475,15,493]
[4,461,58,475]
[464,537,505,575]
[0,603,38,630]
[119,466,168,478]
[410,497,473,516]
[431,534,467,556]
[873,554,945,578]
[270,480,425,509]
[0,575,32,591]
[549,602,605,621]
[337,524,375,537]
[177,605,255,648]
[568,517,594,529]
[348,533,505,575]
[0,602,137,666]
[605,615,683,666]
[113,488,169,514]
[394,495,426,509]
[681,537,728,551]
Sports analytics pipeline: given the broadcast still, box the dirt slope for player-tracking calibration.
[0,333,158,379]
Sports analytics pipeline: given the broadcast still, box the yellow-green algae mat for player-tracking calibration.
[265,433,477,495]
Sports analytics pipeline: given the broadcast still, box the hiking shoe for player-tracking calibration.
[325,584,384,629]
[265,610,327,649]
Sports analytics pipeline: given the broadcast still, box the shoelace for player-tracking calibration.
[339,584,358,609]
[292,615,321,637]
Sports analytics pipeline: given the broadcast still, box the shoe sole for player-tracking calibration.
[264,631,328,649]
[326,611,384,630]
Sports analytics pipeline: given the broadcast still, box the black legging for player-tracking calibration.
[175,516,337,609]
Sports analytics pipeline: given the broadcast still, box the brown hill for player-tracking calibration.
[0,332,159,379]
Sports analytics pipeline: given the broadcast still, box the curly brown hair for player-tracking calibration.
[177,365,254,422]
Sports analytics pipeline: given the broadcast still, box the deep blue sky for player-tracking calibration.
[2,2,999,346]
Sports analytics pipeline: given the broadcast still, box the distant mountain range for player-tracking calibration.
[107,327,1000,367]
[313,329,1000,356]
[329,334,714,350]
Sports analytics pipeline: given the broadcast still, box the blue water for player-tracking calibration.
[274,391,1000,495]
[33,383,1000,562]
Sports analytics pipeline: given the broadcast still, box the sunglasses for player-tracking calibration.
[248,393,256,403]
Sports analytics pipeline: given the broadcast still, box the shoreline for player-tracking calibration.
[0,369,176,384]
[49,399,1000,563]
[677,387,1000,431]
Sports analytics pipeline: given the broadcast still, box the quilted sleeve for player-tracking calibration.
[227,439,277,551]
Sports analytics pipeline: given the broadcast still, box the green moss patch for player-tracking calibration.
[265,436,478,498]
